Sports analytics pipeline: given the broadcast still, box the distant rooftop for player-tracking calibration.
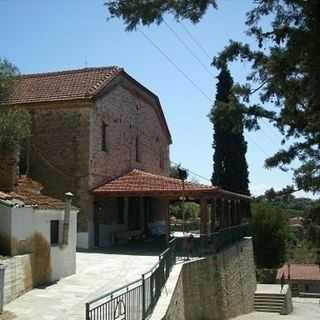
[277,264,320,281]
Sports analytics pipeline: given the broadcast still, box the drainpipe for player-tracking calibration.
[0,264,6,314]
[62,192,74,246]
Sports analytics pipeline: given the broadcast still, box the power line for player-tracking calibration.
[139,28,273,159]
[170,160,212,183]
[163,18,214,78]
[179,22,212,60]
[179,23,280,149]
[139,28,213,103]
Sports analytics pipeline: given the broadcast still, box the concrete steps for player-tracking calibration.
[254,292,285,313]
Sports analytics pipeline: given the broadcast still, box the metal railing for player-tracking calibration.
[174,223,249,260]
[85,239,176,320]
[85,224,249,320]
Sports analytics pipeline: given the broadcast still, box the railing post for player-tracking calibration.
[85,302,90,320]
[142,274,146,319]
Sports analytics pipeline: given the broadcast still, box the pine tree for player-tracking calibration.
[210,68,250,195]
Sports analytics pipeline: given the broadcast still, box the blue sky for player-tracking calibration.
[0,0,312,197]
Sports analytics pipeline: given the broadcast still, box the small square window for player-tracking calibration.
[50,220,59,245]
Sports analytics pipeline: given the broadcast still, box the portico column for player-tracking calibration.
[200,198,209,236]
[211,198,217,232]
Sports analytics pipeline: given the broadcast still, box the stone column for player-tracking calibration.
[200,198,209,236]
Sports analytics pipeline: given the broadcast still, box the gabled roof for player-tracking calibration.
[0,176,67,210]
[92,169,250,200]
[277,264,320,281]
[2,66,121,105]
[1,66,172,143]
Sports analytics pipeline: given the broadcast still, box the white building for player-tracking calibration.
[0,176,78,285]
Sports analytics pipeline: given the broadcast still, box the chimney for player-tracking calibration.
[0,150,18,192]
[62,192,74,246]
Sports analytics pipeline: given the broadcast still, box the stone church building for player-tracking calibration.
[1,66,250,249]
[2,67,172,248]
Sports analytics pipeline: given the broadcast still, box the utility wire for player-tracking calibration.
[170,160,212,183]
[139,28,213,103]
[179,22,212,60]
[139,28,272,159]
[163,18,214,78]
[179,22,280,148]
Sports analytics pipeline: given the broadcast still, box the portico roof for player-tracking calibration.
[92,169,250,200]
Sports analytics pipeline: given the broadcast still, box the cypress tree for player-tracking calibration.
[210,68,250,195]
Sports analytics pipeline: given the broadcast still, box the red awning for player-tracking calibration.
[92,169,250,200]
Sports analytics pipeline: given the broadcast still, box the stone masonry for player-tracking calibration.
[163,237,257,320]
[18,72,171,247]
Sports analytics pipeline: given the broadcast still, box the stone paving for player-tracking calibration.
[3,250,159,320]
[232,298,320,320]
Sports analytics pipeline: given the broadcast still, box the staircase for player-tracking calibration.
[254,292,285,313]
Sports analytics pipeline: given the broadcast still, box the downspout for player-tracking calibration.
[62,192,74,246]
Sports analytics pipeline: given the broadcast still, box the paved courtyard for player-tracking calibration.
[4,250,159,320]
[232,298,320,320]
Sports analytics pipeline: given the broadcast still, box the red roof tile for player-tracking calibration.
[93,169,218,196]
[2,67,121,105]
[277,264,320,281]
[1,66,172,143]
[0,176,66,210]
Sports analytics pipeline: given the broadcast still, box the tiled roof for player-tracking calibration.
[2,66,121,105]
[277,264,320,281]
[0,176,66,210]
[93,169,218,196]
[1,66,172,143]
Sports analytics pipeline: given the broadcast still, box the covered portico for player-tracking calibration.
[92,169,250,247]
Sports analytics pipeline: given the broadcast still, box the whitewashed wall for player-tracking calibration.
[0,203,78,283]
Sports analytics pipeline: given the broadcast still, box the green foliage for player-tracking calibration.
[170,202,199,220]
[0,58,18,101]
[213,1,320,194]
[105,0,217,31]
[250,202,289,268]
[0,109,31,153]
[210,68,250,195]
[0,59,31,154]
[256,268,277,284]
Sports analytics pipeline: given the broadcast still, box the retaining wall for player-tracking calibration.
[1,255,33,305]
[158,237,256,320]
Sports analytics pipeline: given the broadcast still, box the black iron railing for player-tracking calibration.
[85,224,249,320]
[85,239,176,320]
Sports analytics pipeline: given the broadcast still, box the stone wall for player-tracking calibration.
[90,76,171,190]
[21,76,171,246]
[1,255,33,305]
[25,103,91,233]
[163,237,256,320]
